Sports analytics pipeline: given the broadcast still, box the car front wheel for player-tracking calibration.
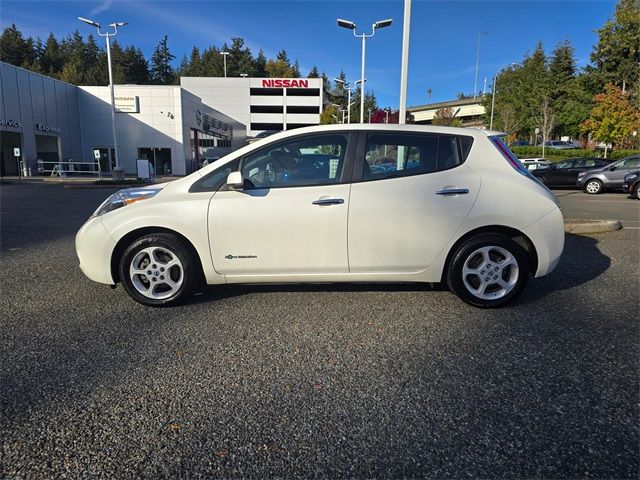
[446,234,530,308]
[119,233,198,306]
[584,179,603,194]
[634,183,640,200]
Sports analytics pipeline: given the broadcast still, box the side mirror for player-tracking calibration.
[226,171,244,190]
[610,166,616,171]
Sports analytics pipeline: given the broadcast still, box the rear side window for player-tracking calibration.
[362,133,473,180]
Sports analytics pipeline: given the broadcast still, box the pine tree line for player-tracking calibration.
[0,24,325,86]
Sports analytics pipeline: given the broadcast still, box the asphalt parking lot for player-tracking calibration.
[1,181,638,478]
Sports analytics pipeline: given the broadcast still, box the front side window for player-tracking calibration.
[190,159,239,192]
[241,134,348,189]
[620,156,640,169]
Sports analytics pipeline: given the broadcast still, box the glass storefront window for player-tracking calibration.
[138,147,172,175]
[93,147,115,173]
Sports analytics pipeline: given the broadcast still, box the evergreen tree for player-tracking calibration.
[276,49,290,65]
[0,24,34,67]
[201,45,224,77]
[255,49,267,77]
[40,33,64,77]
[178,54,189,77]
[292,60,301,77]
[228,38,255,77]
[108,40,126,84]
[150,35,176,85]
[122,46,151,84]
[307,65,319,78]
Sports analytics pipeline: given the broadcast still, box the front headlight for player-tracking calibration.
[577,171,587,177]
[625,173,638,182]
[92,188,161,217]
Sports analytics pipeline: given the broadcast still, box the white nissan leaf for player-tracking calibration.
[76,125,564,308]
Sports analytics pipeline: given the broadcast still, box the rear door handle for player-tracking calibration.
[436,188,469,195]
[312,198,344,205]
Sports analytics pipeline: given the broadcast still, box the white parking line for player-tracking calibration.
[585,200,640,204]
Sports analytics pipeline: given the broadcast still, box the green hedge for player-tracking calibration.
[510,146,639,162]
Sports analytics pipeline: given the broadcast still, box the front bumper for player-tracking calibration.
[522,207,565,278]
[75,216,116,285]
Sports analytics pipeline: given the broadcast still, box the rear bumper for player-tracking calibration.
[75,216,116,285]
[522,207,565,277]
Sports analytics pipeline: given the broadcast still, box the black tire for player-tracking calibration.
[446,234,530,308]
[119,233,198,307]
[634,183,640,200]
[584,179,603,194]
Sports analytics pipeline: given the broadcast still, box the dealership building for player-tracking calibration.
[0,61,323,177]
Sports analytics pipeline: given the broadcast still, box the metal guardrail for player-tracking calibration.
[36,160,103,180]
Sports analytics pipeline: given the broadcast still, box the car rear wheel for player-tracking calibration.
[446,234,530,308]
[119,233,197,307]
[585,179,603,194]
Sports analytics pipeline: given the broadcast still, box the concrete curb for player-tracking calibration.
[564,219,622,234]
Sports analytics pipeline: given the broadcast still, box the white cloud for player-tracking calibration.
[91,0,113,16]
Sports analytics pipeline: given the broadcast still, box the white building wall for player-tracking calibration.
[78,85,186,175]
[181,77,323,137]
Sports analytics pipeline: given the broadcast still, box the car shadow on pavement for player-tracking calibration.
[519,233,610,305]
[190,281,447,305]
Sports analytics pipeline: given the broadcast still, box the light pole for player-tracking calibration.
[473,31,489,99]
[337,17,392,123]
[333,78,351,124]
[220,51,229,77]
[330,103,343,123]
[79,17,127,179]
[398,0,411,124]
[334,78,364,124]
[489,63,517,130]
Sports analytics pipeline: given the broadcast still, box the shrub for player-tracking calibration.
[510,146,639,162]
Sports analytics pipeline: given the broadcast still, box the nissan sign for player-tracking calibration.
[261,79,309,88]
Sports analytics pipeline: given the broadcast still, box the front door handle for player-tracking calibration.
[436,188,469,195]
[312,198,344,205]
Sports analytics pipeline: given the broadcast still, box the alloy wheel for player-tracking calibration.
[129,246,184,300]
[585,180,602,194]
[461,245,519,300]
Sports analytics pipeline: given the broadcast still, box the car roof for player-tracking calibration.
[256,123,503,142]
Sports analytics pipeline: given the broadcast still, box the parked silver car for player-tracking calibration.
[577,155,640,194]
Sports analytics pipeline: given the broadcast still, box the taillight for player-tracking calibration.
[490,137,528,175]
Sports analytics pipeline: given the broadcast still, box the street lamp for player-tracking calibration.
[489,63,517,130]
[473,31,489,99]
[78,16,128,179]
[337,17,392,123]
[334,78,364,124]
[220,51,229,77]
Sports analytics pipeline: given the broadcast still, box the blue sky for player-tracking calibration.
[2,0,615,108]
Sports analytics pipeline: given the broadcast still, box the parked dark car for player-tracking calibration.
[544,140,577,150]
[531,157,611,187]
[622,170,640,199]
[511,139,530,146]
[577,155,640,194]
